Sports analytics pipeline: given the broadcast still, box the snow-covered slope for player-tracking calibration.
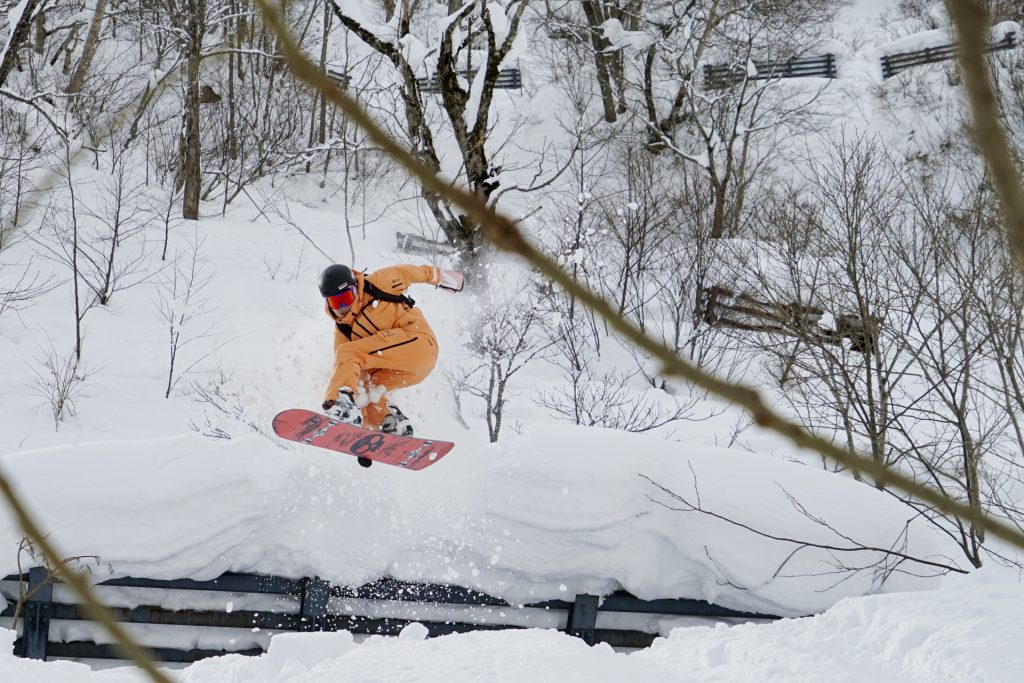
[0,421,951,618]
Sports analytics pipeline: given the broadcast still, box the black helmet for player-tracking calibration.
[318,264,356,297]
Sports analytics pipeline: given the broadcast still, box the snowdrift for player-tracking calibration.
[1,422,951,617]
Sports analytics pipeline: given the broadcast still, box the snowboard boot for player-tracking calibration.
[322,388,362,427]
[380,403,414,437]
[357,456,373,468]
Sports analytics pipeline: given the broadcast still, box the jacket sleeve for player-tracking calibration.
[367,264,440,294]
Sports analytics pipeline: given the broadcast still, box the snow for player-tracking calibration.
[464,64,488,127]
[398,35,430,77]
[601,19,655,53]
[334,0,399,45]
[487,3,510,47]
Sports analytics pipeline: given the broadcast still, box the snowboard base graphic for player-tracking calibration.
[272,409,454,471]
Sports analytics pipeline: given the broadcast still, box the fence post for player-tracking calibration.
[299,577,331,631]
[565,594,599,645]
[22,567,53,660]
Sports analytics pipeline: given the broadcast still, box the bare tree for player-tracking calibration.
[76,154,152,304]
[329,0,531,253]
[449,277,552,441]
[28,339,90,430]
[537,351,701,433]
[718,132,1024,569]
[188,370,267,438]
[155,232,217,398]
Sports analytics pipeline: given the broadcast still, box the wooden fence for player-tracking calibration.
[881,31,1018,79]
[1,568,783,663]
[704,54,837,89]
[698,285,880,354]
[327,67,522,93]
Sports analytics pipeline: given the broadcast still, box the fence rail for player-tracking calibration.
[327,67,523,93]
[698,285,880,355]
[0,568,783,663]
[704,54,836,88]
[417,68,522,93]
[881,31,1017,79]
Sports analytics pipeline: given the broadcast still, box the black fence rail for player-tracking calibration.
[0,568,783,663]
[326,67,523,93]
[704,54,836,88]
[881,31,1017,79]
[417,68,522,93]
[325,67,349,89]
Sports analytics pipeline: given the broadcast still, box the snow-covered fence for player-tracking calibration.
[703,54,837,89]
[880,31,1017,79]
[698,286,880,354]
[327,66,523,93]
[1,568,781,663]
[395,231,458,256]
[417,68,523,93]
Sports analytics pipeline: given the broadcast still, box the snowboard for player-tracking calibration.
[272,408,454,470]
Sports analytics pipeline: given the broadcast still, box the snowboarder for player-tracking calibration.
[318,263,463,437]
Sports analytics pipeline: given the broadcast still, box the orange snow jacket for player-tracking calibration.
[324,264,441,348]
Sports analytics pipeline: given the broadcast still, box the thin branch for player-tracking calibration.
[642,475,966,575]
[0,88,69,140]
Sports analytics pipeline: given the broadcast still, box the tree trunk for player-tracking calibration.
[33,9,46,54]
[180,0,206,220]
[227,0,238,160]
[66,0,108,93]
[318,0,331,146]
[0,0,41,88]
[580,0,617,123]
[710,181,728,238]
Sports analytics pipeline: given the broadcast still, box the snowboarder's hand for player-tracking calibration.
[437,269,464,293]
[322,399,336,411]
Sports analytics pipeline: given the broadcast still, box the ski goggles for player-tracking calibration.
[326,285,357,310]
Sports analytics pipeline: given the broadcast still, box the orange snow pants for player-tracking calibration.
[325,329,438,429]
